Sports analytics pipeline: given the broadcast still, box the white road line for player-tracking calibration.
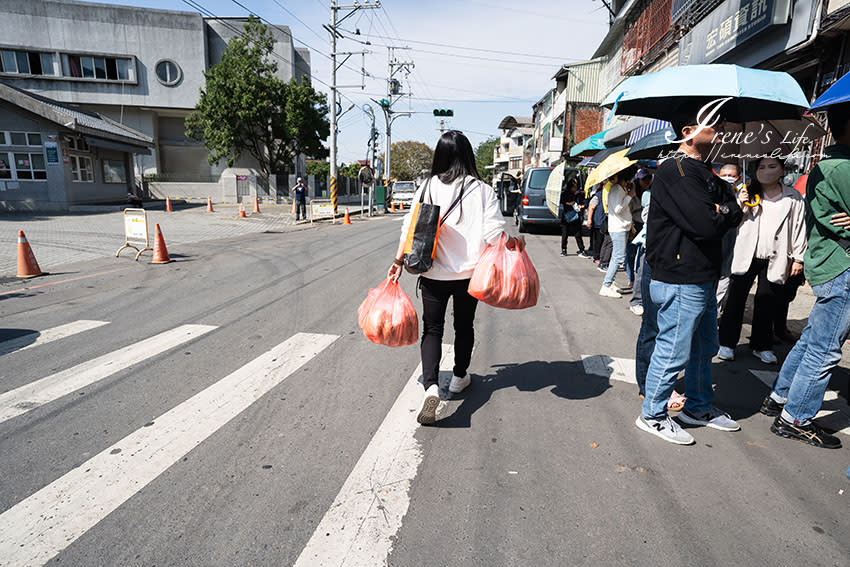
[295,344,455,567]
[0,332,339,567]
[0,324,217,424]
[0,320,109,356]
[581,354,637,384]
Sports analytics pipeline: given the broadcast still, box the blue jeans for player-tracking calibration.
[641,280,717,419]
[603,230,628,287]
[771,268,850,424]
[635,259,656,397]
[625,241,637,283]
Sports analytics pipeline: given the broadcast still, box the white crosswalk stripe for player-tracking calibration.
[0,324,216,424]
[0,320,109,356]
[581,354,636,384]
[295,344,455,567]
[0,332,339,567]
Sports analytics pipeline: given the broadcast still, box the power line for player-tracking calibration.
[268,0,328,45]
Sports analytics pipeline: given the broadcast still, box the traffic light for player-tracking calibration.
[379,98,390,108]
[433,109,454,117]
[389,79,402,95]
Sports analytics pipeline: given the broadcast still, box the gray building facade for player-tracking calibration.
[0,0,312,185]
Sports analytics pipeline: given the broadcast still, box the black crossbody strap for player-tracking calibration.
[439,178,475,227]
[418,178,432,203]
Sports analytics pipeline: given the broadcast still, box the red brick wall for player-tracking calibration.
[574,107,604,145]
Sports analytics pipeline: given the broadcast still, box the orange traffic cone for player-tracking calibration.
[391,202,396,212]
[239,202,247,218]
[151,224,172,264]
[343,207,351,225]
[165,196,173,212]
[16,230,43,278]
[399,202,404,211]
[206,196,214,212]
[253,196,261,214]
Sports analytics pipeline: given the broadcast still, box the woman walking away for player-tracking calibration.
[717,157,806,364]
[559,177,588,256]
[388,131,513,424]
[599,172,635,298]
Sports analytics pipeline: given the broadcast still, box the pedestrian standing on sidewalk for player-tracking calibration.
[629,168,653,316]
[636,110,742,445]
[762,103,850,450]
[586,184,605,262]
[717,157,806,365]
[598,172,635,298]
[597,181,614,272]
[715,163,744,316]
[291,177,307,221]
[387,130,510,425]
[559,177,588,257]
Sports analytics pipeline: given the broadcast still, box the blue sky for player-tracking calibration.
[96,0,610,162]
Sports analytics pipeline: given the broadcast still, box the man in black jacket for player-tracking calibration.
[636,111,743,445]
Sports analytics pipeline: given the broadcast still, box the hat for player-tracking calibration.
[297,177,302,182]
[635,168,651,180]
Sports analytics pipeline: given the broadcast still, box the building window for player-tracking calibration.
[4,132,42,147]
[14,152,47,180]
[64,135,90,152]
[70,155,94,183]
[0,153,11,179]
[155,60,182,86]
[0,50,58,76]
[102,159,127,184]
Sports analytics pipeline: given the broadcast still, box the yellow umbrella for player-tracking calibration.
[583,148,637,191]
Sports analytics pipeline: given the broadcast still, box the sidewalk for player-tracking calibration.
[0,202,386,276]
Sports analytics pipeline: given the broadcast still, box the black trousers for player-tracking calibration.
[775,272,805,333]
[295,199,306,219]
[599,233,613,267]
[718,258,785,351]
[419,277,478,390]
[590,227,604,260]
[560,220,585,253]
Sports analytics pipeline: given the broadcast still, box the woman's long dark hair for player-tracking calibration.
[748,156,786,201]
[431,130,480,184]
[429,130,480,223]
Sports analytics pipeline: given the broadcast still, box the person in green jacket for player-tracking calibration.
[762,102,850,449]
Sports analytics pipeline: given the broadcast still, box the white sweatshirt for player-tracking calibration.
[606,183,633,233]
[399,175,506,281]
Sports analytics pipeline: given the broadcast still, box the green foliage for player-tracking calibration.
[383,141,433,181]
[474,136,499,178]
[305,160,330,178]
[339,162,362,178]
[185,17,329,180]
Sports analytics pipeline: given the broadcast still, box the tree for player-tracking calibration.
[185,17,329,181]
[382,141,433,181]
[339,162,362,178]
[475,136,499,179]
[305,160,329,178]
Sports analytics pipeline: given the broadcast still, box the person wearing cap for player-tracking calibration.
[762,102,850,450]
[636,109,742,445]
[291,177,307,221]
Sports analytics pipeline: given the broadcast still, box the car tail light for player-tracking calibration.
[522,196,529,206]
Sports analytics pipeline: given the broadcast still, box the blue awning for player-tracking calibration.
[627,119,671,145]
[569,127,615,157]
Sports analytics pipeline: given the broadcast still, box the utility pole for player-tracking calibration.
[381,46,414,185]
[439,119,445,134]
[327,1,378,214]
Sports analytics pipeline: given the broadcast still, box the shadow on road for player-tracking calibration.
[0,328,39,356]
[434,360,609,428]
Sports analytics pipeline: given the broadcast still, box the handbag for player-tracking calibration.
[403,177,472,274]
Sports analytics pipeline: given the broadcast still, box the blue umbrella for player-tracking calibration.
[810,71,850,110]
[569,128,615,157]
[601,64,809,122]
[625,127,677,160]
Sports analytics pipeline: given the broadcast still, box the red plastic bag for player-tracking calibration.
[468,233,539,309]
[358,278,419,347]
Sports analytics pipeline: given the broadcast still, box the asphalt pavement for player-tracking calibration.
[0,211,848,566]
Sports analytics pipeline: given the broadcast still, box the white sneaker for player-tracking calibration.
[635,415,695,445]
[598,285,622,298]
[753,350,778,364]
[678,406,741,432]
[629,304,644,316]
[448,373,471,393]
[416,384,440,425]
[717,346,735,361]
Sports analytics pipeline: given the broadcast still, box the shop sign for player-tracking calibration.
[679,0,791,65]
[44,142,60,165]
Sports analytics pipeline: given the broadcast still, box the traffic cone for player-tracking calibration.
[343,207,351,225]
[239,202,247,218]
[253,196,261,214]
[391,202,396,212]
[399,202,404,211]
[16,230,43,278]
[165,196,173,212]
[151,224,172,264]
[206,196,214,212]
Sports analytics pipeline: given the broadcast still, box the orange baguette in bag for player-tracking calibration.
[468,233,539,309]
[358,278,419,347]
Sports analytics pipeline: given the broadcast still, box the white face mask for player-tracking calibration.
[756,167,783,186]
[719,176,738,184]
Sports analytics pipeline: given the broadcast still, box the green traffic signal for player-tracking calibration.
[379,99,391,108]
[432,109,454,117]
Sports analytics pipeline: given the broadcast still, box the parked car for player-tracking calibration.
[494,173,521,216]
[391,180,417,207]
[514,167,556,233]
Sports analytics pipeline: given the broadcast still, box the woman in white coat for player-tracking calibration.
[388,131,513,424]
[717,157,807,364]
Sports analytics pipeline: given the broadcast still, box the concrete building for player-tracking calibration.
[0,81,152,211]
[493,116,533,182]
[0,0,311,188]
